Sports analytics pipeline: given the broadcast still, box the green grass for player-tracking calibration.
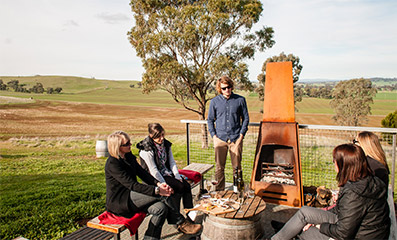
[295,97,334,114]
[293,91,396,116]
[0,139,106,239]
[0,136,188,239]
[0,75,136,93]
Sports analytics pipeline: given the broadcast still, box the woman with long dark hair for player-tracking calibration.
[270,144,390,240]
[137,123,194,211]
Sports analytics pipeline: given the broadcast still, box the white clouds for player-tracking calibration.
[63,20,79,27]
[0,0,141,80]
[96,12,130,24]
[249,0,397,80]
[0,0,395,81]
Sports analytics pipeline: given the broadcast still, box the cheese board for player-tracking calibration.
[184,195,241,216]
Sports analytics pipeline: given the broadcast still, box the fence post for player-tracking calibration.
[186,122,190,166]
[391,134,397,198]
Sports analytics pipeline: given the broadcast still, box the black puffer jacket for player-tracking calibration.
[136,136,172,172]
[320,176,390,239]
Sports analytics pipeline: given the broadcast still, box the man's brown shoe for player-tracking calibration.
[177,219,202,235]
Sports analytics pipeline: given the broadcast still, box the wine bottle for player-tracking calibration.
[233,167,238,193]
[237,169,244,193]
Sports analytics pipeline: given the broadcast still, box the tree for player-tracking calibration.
[128,0,274,120]
[0,79,7,90]
[54,87,63,93]
[382,110,397,128]
[381,110,397,144]
[128,0,274,147]
[30,83,44,94]
[256,52,303,109]
[7,80,19,91]
[47,87,54,94]
[330,78,376,126]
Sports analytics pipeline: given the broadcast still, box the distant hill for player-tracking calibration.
[299,77,396,86]
[299,78,341,83]
[0,75,139,93]
[370,77,397,86]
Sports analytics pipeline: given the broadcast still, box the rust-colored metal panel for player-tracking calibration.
[263,62,295,122]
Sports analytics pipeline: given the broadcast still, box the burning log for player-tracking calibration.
[260,165,295,185]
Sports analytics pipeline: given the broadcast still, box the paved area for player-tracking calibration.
[117,183,298,240]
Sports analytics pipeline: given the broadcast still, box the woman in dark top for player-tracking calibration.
[105,131,201,240]
[355,131,389,186]
[271,144,390,240]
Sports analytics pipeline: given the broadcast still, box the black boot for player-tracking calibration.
[271,220,285,233]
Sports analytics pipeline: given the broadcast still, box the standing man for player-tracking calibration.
[207,76,249,191]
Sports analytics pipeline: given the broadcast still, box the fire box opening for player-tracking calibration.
[255,145,296,185]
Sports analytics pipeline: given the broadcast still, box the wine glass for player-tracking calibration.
[210,175,218,193]
[205,179,212,193]
[245,183,255,198]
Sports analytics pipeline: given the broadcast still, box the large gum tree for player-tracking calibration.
[128,0,274,147]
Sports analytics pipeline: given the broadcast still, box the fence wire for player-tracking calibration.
[181,120,397,196]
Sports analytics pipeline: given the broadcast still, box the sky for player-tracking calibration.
[1,0,396,82]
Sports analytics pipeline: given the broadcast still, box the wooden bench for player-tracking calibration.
[60,226,114,240]
[86,216,139,240]
[182,162,214,193]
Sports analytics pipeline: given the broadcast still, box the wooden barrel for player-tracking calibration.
[201,212,263,240]
[95,140,109,158]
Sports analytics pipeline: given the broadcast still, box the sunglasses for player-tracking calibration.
[352,139,359,144]
[221,86,232,90]
[120,140,131,147]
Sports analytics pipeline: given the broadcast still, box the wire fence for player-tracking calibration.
[181,120,397,196]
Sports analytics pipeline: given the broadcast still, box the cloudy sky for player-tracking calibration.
[1,0,396,81]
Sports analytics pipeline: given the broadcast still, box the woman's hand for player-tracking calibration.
[157,182,174,196]
[303,224,320,231]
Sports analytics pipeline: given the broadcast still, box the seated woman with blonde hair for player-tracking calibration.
[354,131,389,186]
[105,131,201,240]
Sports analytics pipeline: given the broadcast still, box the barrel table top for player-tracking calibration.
[212,190,266,219]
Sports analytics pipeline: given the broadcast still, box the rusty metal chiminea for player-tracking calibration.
[250,62,303,207]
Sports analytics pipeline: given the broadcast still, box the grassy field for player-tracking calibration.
[0,136,188,240]
[0,76,396,239]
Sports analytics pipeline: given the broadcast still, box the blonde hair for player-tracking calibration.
[356,131,387,168]
[216,76,234,94]
[107,131,130,158]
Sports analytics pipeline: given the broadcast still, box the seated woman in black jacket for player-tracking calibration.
[105,131,201,240]
[271,143,390,240]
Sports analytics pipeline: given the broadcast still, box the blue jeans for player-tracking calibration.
[271,206,337,240]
